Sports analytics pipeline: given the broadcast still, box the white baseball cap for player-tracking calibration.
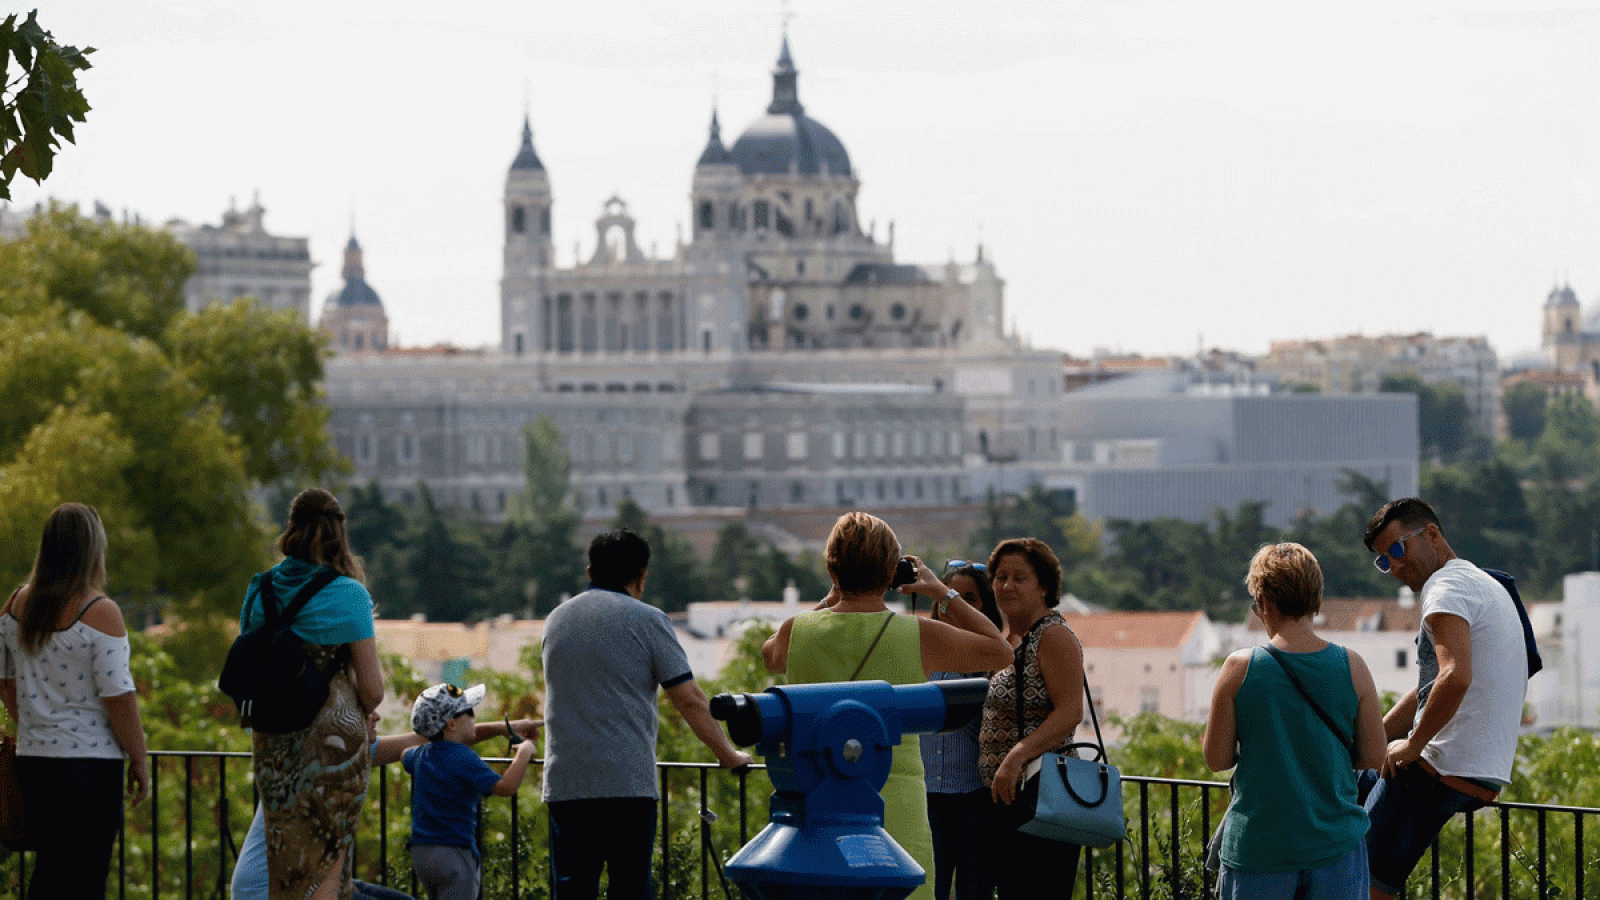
[411,682,487,737]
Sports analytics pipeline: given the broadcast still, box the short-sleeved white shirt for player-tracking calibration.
[0,603,137,759]
[1417,559,1526,784]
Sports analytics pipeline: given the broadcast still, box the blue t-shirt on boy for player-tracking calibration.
[402,741,504,857]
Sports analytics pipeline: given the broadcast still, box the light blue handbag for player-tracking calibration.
[1015,679,1127,848]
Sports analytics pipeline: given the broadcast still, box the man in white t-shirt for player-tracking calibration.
[1360,497,1527,900]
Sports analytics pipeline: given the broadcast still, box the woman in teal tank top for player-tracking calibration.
[763,512,1012,900]
[1203,543,1387,900]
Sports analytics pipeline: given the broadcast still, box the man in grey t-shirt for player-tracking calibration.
[541,529,750,900]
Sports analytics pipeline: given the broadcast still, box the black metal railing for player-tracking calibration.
[2,752,1595,899]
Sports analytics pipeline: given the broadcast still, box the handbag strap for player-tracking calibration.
[1012,616,1055,743]
[848,612,896,681]
[1261,644,1356,764]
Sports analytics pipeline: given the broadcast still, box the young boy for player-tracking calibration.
[405,682,538,900]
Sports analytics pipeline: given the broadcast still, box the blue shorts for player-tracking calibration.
[1361,766,1489,895]
[1217,841,1368,900]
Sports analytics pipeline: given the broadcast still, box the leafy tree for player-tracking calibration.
[166,298,346,488]
[609,497,705,612]
[704,521,767,605]
[387,483,494,622]
[1421,459,1537,575]
[1502,381,1549,444]
[0,11,92,200]
[1380,373,1482,463]
[511,417,583,614]
[0,209,344,621]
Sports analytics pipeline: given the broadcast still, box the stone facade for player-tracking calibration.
[321,37,1420,545]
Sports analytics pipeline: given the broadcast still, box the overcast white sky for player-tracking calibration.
[10,0,1598,360]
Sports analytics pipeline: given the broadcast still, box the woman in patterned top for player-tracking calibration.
[978,537,1085,899]
[0,502,150,900]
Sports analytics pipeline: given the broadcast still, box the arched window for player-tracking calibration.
[510,206,526,234]
[698,200,714,231]
[753,200,770,229]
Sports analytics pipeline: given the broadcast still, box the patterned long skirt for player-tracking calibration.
[252,654,371,900]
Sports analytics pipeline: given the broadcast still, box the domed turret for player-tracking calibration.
[331,235,382,307]
[319,233,388,352]
[729,37,852,177]
[1543,280,1582,348]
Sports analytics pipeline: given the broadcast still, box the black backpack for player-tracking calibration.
[218,568,343,734]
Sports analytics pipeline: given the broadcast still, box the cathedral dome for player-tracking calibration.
[729,37,852,177]
[731,113,852,177]
[332,278,382,308]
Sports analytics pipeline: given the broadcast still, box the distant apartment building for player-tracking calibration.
[1526,572,1600,731]
[1240,596,1423,704]
[1256,332,1500,438]
[1068,610,1223,741]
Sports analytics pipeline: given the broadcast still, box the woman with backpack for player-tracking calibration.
[0,502,150,899]
[242,488,384,900]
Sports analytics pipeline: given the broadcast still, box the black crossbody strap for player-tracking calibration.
[848,612,896,681]
[1262,644,1356,764]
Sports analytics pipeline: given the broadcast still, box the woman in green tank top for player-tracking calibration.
[1203,543,1387,899]
[762,512,1012,900]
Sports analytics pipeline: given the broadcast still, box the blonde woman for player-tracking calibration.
[244,488,384,900]
[0,503,150,900]
[1203,543,1386,900]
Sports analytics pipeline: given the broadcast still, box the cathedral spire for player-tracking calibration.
[510,115,545,171]
[697,107,732,166]
[767,35,803,115]
[342,232,365,282]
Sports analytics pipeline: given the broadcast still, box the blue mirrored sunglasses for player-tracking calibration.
[945,559,986,573]
[1373,527,1427,573]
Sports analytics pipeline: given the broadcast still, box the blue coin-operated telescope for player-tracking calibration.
[710,678,989,900]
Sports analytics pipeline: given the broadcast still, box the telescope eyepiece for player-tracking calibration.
[710,691,764,747]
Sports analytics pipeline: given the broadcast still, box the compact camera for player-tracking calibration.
[890,556,916,588]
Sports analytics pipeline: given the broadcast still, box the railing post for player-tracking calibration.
[1138,780,1150,900]
[1575,810,1584,900]
[1501,805,1511,899]
[378,762,389,885]
[1537,808,1548,899]
[150,755,159,900]
[509,792,520,900]
[1201,783,1214,898]
[659,764,670,900]
[699,767,709,900]
[216,757,229,900]
[184,754,194,899]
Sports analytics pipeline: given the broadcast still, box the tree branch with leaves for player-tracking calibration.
[0,10,93,199]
